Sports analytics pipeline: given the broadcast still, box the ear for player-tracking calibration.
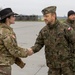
[52,13,56,20]
[5,17,10,24]
[6,17,9,21]
[53,14,56,17]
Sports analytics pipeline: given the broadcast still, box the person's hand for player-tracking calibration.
[27,48,34,56]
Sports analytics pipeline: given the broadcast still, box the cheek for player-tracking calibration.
[69,16,73,19]
[73,16,75,19]
[48,17,51,22]
[13,17,16,20]
[10,18,15,24]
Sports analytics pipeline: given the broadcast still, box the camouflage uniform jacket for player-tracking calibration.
[0,23,28,65]
[31,20,75,68]
[64,19,75,71]
[64,19,75,30]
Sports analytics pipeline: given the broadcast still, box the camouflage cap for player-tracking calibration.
[42,6,56,15]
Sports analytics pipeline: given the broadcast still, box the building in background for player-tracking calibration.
[15,15,38,21]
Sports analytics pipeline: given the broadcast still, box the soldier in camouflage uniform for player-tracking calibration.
[0,8,28,75]
[64,10,75,30]
[64,10,75,74]
[28,6,75,75]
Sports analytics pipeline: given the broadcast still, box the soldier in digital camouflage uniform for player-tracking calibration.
[64,10,75,74]
[64,10,75,30]
[0,8,28,75]
[28,6,75,75]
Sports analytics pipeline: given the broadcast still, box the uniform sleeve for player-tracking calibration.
[2,28,28,58]
[64,27,75,52]
[31,30,44,53]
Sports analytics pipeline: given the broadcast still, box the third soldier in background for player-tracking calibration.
[64,10,75,74]
[28,6,75,75]
[64,10,75,30]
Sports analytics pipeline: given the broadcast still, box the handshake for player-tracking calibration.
[27,48,34,56]
[15,48,34,68]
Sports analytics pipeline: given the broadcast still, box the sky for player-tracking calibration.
[0,0,75,16]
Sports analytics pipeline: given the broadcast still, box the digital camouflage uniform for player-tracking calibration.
[0,23,28,75]
[31,6,75,75]
[64,19,75,73]
[31,19,75,75]
[64,19,75,30]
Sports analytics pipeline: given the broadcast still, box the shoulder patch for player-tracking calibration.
[67,27,72,31]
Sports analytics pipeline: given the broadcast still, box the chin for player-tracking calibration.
[12,22,15,24]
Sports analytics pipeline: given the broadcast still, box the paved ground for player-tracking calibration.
[11,22,48,75]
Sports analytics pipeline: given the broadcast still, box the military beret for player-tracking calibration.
[42,6,56,15]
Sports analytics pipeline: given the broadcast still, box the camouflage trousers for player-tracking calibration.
[48,66,74,75]
[0,65,11,75]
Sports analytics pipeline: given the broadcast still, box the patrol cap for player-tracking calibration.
[0,8,18,20]
[42,6,56,15]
